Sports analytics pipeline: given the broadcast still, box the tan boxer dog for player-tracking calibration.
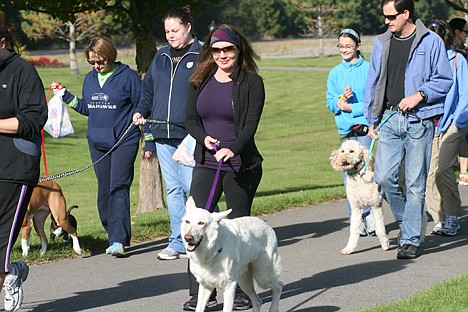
[21,180,82,256]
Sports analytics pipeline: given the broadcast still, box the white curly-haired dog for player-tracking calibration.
[330,140,389,255]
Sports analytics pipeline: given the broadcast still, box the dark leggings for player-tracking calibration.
[187,165,262,296]
[0,183,33,273]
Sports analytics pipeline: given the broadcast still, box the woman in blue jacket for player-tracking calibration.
[326,28,375,235]
[425,18,468,237]
[133,6,200,261]
[52,35,141,257]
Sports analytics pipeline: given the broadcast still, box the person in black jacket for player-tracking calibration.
[183,24,265,311]
[0,11,48,312]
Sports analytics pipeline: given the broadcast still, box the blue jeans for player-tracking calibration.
[375,111,434,246]
[156,139,193,253]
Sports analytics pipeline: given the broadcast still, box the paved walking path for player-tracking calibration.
[9,187,468,312]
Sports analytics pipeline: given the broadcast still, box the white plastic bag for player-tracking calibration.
[172,134,196,167]
[44,89,74,138]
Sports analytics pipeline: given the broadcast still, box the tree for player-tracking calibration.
[21,10,106,75]
[1,0,191,212]
[444,0,468,13]
[290,0,341,56]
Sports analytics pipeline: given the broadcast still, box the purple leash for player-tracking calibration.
[204,144,223,211]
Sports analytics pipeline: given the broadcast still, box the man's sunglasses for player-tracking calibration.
[383,12,402,21]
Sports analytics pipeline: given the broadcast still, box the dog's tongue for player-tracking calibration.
[187,244,196,252]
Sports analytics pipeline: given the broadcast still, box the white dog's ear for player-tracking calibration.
[330,149,342,171]
[186,196,197,210]
[212,209,232,222]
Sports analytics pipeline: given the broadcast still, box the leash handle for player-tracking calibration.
[204,144,222,211]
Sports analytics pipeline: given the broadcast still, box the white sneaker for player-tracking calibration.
[157,247,187,260]
[431,221,444,235]
[3,262,29,312]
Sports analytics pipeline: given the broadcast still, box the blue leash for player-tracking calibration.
[360,110,397,175]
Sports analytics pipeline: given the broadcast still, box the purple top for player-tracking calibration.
[195,76,242,172]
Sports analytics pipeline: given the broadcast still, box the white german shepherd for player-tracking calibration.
[181,197,283,312]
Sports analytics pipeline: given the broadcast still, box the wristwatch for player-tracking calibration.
[419,90,427,102]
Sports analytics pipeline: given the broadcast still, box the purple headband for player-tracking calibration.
[210,28,240,48]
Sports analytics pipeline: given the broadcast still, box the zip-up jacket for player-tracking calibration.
[364,19,453,124]
[438,49,468,132]
[0,52,48,185]
[137,38,202,140]
[326,55,370,135]
[185,68,265,170]
[62,63,141,151]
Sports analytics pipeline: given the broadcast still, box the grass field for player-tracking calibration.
[12,46,468,311]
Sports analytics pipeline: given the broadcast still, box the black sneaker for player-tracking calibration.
[397,244,420,259]
[233,294,253,310]
[183,295,218,311]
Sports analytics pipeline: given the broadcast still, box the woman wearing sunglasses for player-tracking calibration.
[183,24,265,311]
[51,35,141,257]
[326,28,376,236]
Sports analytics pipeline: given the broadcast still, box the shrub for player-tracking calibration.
[24,56,66,68]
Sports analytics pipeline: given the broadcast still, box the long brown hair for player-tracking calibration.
[189,24,260,88]
[0,11,20,53]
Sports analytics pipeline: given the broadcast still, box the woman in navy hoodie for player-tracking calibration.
[52,35,141,257]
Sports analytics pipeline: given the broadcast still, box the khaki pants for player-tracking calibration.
[426,123,462,222]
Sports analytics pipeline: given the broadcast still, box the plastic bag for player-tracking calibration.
[43,89,74,138]
[172,134,196,167]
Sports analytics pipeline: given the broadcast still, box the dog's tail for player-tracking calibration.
[67,205,79,215]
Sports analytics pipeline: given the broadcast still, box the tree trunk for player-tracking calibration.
[130,0,165,212]
[68,21,80,76]
[137,136,165,212]
[317,10,324,57]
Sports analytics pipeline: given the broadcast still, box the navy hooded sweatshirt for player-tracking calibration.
[63,63,141,151]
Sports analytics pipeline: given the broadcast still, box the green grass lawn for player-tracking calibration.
[11,56,467,311]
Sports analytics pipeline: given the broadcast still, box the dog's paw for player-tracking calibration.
[341,246,355,255]
[73,246,82,255]
[380,237,390,251]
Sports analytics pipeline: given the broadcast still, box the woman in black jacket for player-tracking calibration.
[0,11,48,312]
[183,24,265,311]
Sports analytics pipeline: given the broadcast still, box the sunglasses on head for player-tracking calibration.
[383,12,402,21]
[211,45,237,55]
[87,59,107,66]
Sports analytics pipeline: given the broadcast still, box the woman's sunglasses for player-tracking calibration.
[211,45,237,56]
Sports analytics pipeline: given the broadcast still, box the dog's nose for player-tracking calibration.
[184,234,193,241]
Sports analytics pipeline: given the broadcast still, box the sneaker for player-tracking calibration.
[105,245,113,254]
[157,247,187,260]
[107,242,126,257]
[233,294,253,310]
[441,216,460,236]
[182,295,218,311]
[430,221,444,235]
[3,262,29,312]
[397,244,420,259]
[459,173,468,185]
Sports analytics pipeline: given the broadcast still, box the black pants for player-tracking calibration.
[187,165,262,296]
[0,182,34,273]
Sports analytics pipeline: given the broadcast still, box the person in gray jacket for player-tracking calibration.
[364,0,452,259]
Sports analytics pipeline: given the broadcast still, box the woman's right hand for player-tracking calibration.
[133,112,146,125]
[50,81,63,95]
[204,136,219,150]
